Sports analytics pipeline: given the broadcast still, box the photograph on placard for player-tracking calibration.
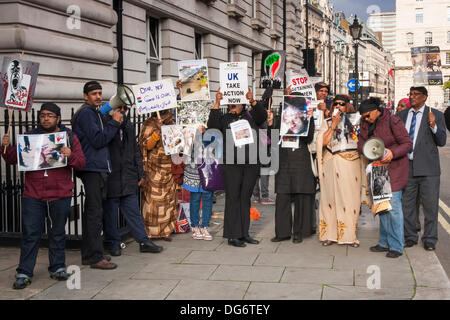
[17,132,67,172]
[0,57,40,111]
[370,163,392,203]
[280,95,310,137]
[161,125,185,156]
[176,100,212,126]
[229,119,254,147]
[411,46,443,86]
[326,113,361,154]
[178,59,210,101]
[260,50,285,89]
[219,62,248,105]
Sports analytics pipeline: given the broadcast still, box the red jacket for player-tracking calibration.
[358,109,413,192]
[2,125,86,201]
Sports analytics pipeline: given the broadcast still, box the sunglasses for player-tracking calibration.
[333,102,346,106]
[229,105,237,109]
[361,112,371,120]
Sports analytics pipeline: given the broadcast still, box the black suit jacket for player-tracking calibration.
[398,105,446,176]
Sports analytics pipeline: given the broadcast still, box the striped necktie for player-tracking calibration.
[409,110,419,147]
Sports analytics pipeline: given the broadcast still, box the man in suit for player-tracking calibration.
[398,86,447,251]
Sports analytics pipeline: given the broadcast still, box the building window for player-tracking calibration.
[416,8,423,24]
[194,33,202,60]
[227,45,234,62]
[448,7,450,22]
[407,32,414,46]
[448,31,450,43]
[425,32,432,44]
[270,0,274,29]
[147,17,161,81]
[252,0,257,18]
[252,53,257,94]
[446,52,450,65]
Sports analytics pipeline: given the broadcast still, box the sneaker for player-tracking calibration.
[251,196,260,204]
[192,227,203,240]
[386,250,403,258]
[260,198,275,205]
[201,227,213,241]
[13,276,31,290]
[50,270,70,281]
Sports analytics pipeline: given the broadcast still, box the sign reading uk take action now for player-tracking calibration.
[219,62,248,105]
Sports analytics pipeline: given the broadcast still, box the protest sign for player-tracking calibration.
[161,125,198,156]
[17,132,67,172]
[0,57,40,112]
[230,119,254,147]
[366,162,392,204]
[326,113,361,154]
[411,46,443,86]
[260,50,285,89]
[286,69,317,100]
[280,95,311,137]
[133,79,177,114]
[178,59,210,101]
[176,100,212,126]
[219,62,248,105]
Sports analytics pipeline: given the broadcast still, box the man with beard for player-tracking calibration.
[102,104,163,256]
[1,103,85,289]
[72,81,123,269]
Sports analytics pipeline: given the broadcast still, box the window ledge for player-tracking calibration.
[227,3,246,19]
[269,28,282,39]
[197,0,217,5]
[251,17,267,30]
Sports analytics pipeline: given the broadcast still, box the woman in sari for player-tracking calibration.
[138,110,177,241]
[316,95,361,247]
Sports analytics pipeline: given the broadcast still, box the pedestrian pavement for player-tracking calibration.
[1,177,450,300]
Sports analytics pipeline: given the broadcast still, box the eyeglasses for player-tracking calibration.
[39,113,57,119]
[333,102,346,106]
[361,112,371,120]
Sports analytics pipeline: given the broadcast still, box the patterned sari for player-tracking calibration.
[138,115,177,238]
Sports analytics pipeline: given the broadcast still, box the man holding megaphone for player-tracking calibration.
[72,81,124,270]
[357,97,412,259]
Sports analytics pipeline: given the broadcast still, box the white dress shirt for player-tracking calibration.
[405,105,437,160]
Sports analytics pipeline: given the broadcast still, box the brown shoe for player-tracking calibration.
[162,237,172,242]
[90,259,117,270]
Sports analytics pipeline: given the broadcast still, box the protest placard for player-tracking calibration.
[176,100,212,126]
[260,50,285,89]
[366,162,392,204]
[411,46,443,86]
[178,59,210,101]
[17,132,67,172]
[219,62,248,105]
[0,57,40,112]
[326,113,361,154]
[133,79,177,114]
[286,69,317,100]
[161,125,198,156]
[280,95,311,137]
[230,119,254,147]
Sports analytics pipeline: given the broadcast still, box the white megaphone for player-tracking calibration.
[362,137,386,161]
[100,85,135,115]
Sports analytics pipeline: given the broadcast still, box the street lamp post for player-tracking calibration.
[349,15,362,110]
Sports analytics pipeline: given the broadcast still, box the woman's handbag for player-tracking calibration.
[197,159,225,191]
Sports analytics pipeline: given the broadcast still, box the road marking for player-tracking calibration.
[439,199,450,235]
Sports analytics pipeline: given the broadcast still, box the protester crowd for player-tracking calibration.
[1,77,448,290]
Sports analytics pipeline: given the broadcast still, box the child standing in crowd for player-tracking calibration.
[182,127,214,241]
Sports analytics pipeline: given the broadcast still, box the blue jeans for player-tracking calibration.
[103,194,150,249]
[189,191,214,228]
[378,191,404,253]
[17,197,71,278]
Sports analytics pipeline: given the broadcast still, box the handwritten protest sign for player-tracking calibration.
[133,79,177,114]
[219,62,248,105]
[286,69,316,100]
[0,57,40,112]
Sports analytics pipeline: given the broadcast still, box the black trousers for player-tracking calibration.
[79,172,108,264]
[402,161,440,245]
[275,193,314,240]
[222,164,259,239]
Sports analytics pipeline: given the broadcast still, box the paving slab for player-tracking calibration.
[31,278,111,300]
[214,238,280,253]
[355,269,415,289]
[254,252,334,269]
[93,279,179,300]
[209,265,284,282]
[276,238,347,256]
[132,262,218,280]
[322,284,414,300]
[182,250,259,266]
[166,279,249,300]
[244,282,323,300]
[413,287,450,300]
[333,252,412,274]
[281,267,354,286]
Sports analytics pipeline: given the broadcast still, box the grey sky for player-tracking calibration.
[330,0,395,22]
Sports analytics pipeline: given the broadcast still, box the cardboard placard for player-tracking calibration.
[219,62,248,105]
[0,57,40,112]
[326,113,361,154]
[17,132,67,171]
[280,95,311,137]
[178,59,210,101]
[176,100,212,126]
[286,69,317,100]
[411,46,443,86]
[133,79,177,114]
[260,50,285,89]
